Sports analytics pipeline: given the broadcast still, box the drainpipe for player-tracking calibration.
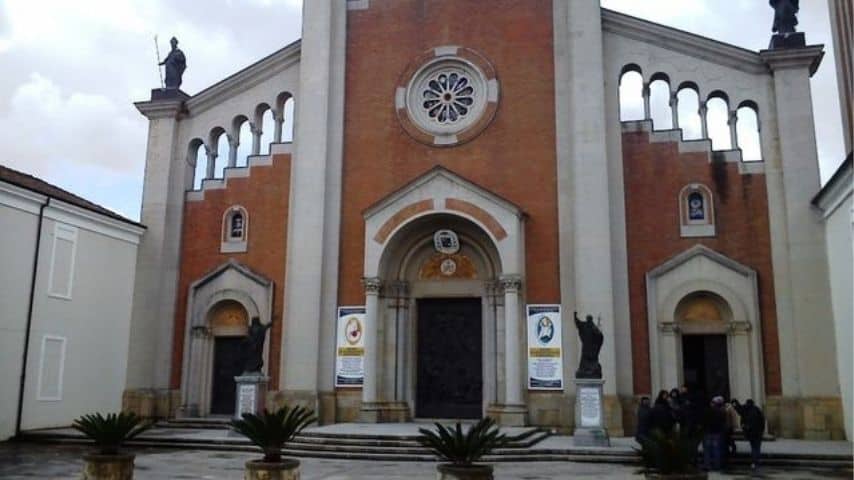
[15,197,49,438]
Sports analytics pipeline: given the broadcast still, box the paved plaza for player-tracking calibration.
[0,442,851,480]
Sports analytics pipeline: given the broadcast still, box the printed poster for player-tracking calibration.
[527,304,563,390]
[335,306,366,387]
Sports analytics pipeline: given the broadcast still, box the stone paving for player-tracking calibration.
[0,443,851,480]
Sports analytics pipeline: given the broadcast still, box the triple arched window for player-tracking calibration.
[221,206,249,253]
[679,184,715,238]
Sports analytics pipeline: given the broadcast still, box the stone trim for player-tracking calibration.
[602,8,767,75]
[395,46,499,147]
[445,198,508,241]
[372,199,435,244]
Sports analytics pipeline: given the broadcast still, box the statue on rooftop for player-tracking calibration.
[160,37,186,90]
[770,0,799,35]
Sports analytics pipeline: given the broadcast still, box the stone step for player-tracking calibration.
[19,435,851,469]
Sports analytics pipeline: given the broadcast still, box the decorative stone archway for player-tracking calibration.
[646,245,764,404]
[179,260,274,417]
[359,166,528,425]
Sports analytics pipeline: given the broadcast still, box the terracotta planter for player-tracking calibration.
[81,453,135,480]
[436,464,494,480]
[244,458,300,480]
[644,473,708,480]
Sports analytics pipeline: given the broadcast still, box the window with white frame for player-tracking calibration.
[679,184,716,237]
[221,206,248,253]
[37,335,66,401]
[48,223,77,299]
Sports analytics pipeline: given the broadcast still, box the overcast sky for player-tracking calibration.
[0,0,845,220]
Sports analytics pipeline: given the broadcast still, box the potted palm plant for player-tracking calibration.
[636,429,706,480]
[417,417,509,480]
[72,411,153,480]
[231,405,316,480]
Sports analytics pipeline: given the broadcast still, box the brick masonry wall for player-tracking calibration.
[170,155,292,390]
[622,131,782,396]
[340,0,559,305]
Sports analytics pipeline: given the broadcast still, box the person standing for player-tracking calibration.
[636,396,653,444]
[652,390,675,434]
[702,396,727,471]
[734,399,766,471]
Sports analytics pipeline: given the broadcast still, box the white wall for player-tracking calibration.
[0,185,41,440]
[823,178,853,440]
[0,189,142,437]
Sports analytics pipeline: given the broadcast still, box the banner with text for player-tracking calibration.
[527,304,563,390]
[335,306,366,387]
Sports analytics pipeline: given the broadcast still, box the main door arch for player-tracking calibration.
[359,167,528,425]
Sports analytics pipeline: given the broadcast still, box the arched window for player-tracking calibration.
[679,184,715,237]
[221,206,248,253]
[188,138,206,190]
[676,84,702,140]
[255,104,275,155]
[736,102,762,162]
[706,93,732,150]
[649,74,673,130]
[619,66,644,122]
[282,97,295,142]
[234,117,252,167]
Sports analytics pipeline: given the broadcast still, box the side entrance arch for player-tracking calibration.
[179,260,274,417]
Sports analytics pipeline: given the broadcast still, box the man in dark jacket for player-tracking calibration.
[651,390,675,434]
[635,396,653,444]
[734,399,766,471]
[702,396,727,471]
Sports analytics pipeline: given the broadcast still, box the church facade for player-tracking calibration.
[125,1,846,439]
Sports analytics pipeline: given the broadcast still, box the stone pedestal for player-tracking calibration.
[573,378,610,447]
[768,32,806,49]
[234,373,269,419]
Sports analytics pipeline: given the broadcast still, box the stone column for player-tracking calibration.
[486,275,527,426]
[127,90,191,418]
[502,275,523,406]
[227,134,238,168]
[205,146,217,179]
[728,110,739,151]
[273,110,284,143]
[699,101,709,139]
[250,122,261,156]
[642,82,651,121]
[359,277,383,422]
[761,46,840,439]
[670,92,679,130]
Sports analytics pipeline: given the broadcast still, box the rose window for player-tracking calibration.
[421,71,475,124]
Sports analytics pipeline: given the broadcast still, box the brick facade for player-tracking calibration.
[622,131,782,396]
[170,155,292,390]
[339,0,559,305]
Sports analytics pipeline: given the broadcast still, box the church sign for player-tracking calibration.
[335,306,366,387]
[526,305,564,390]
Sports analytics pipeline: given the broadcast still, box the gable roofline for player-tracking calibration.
[190,258,272,292]
[362,165,527,220]
[812,152,853,213]
[0,163,144,228]
[647,244,756,280]
[601,8,769,75]
[182,39,302,116]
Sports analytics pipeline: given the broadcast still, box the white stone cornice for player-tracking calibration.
[185,40,301,116]
[601,8,768,75]
[0,181,47,214]
[759,45,825,76]
[134,98,186,120]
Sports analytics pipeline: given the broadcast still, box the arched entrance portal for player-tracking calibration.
[359,167,528,425]
[379,214,502,420]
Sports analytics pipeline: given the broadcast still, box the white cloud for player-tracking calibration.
[1,73,145,175]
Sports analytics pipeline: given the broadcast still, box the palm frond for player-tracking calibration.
[71,411,153,455]
[231,405,317,462]
[416,417,508,465]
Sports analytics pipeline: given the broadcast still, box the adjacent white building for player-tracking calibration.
[0,165,144,441]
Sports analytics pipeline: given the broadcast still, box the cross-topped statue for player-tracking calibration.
[160,37,186,90]
[769,0,805,49]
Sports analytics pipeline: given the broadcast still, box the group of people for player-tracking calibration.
[635,386,766,472]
